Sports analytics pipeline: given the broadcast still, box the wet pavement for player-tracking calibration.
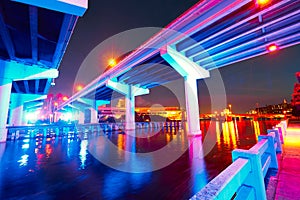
[0,120,278,200]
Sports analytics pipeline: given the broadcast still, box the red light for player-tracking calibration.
[62,96,68,101]
[256,0,271,6]
[267,44,278,52]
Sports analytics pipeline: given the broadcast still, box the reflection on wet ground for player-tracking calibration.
[0,120,278,200]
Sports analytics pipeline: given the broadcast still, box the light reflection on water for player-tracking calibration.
[18,154,29,167]
[253,120,261,138]
[0,120,279,200]
[79,140,88,169]
[189,137,208,194]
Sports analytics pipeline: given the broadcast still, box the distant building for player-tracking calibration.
[248,99,293,115]
[292,72,300,116]
[98,99,182,121]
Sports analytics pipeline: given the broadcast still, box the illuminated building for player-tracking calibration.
[252,99,293,115]
[98,105,182,122]
[99,99,183,121]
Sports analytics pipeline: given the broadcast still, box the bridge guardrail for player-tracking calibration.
[190,121,285,200]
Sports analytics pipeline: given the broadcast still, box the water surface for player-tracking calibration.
[0,120,278,200]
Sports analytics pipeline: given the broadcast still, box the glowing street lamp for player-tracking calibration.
[108,58,117,67]
[54,102,58,107]
[76,85,83,91]
[256,0,271,6]
[62,96,68,101]
[267,44,278,52]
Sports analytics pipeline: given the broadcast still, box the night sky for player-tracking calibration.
[50,0,300,113]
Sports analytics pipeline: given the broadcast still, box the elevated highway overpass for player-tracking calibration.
[58,0,300,136]
[0,0,88,142]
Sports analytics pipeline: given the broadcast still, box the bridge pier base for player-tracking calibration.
[161,45,210,136]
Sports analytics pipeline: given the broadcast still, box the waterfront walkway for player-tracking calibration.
[267,122,300,200]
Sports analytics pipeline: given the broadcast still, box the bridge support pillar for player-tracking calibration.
[90,108,98,124]
[9,93,46,126]
[161,45,210,136]
[78,111,85,124]
[125,85,136,130]
[184,76,202,135]
[0,78,12,142]
[106,79,149,130]
[72,99,110,124]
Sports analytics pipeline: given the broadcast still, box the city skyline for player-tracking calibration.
[50,0,300,113]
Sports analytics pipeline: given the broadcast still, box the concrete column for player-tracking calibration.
[184,76,201,135]
[79,111,85,124]
[9,94,46,126]
[106,80,149,131]
[90,108,98,124]
[125,86,135,130]
[160,45,210,136]
[10,105,24,126]
[0,78,12,142]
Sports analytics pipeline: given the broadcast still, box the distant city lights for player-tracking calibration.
[267,44,278,52]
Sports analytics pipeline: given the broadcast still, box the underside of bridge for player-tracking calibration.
[0,0,87,142]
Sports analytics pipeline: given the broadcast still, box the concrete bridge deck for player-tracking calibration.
[267,121,300,200]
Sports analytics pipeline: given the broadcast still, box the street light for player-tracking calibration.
[267,44,278,52]
[256,0,271,6]
[76,85,83,91]
[62,96,68,101]
[108,58,117,67]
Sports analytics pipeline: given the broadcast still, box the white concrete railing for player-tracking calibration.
[190,121,285,200]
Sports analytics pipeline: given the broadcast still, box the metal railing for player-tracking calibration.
[6,121,182,140]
